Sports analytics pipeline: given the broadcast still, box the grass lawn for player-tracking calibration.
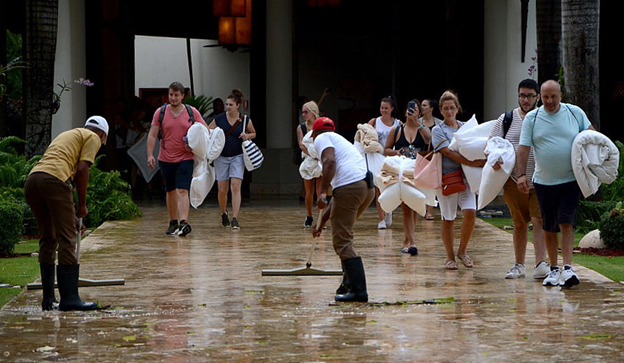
[0,240,39,308]
[479,216,624,283]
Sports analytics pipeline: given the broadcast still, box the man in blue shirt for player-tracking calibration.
[516,80,594,288]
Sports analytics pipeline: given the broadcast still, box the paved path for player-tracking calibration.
[2,200,624,362]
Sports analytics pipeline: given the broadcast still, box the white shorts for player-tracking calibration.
[215,154,244,181]
[436,178,476,221]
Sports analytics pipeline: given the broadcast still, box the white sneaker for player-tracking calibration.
[378,220,387,229]
[385,212,393,227]
[505,263,526,279]
[560,265,580,288]
[543,268,562,286]
[533,261,551,279]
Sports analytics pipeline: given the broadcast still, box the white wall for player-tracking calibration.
[134,36,250,114]
[52,0,87,138]
[483,0,538,121]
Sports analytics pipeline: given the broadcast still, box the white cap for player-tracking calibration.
[84,116,109,144]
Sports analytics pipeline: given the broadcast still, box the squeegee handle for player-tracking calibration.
[307,208,325,266]
[76,217,82,263]
[316,208,324,230]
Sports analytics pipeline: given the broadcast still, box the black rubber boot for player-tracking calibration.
[57,264,97,311]
[40,264,57,311]
[336,259,350,294]
[335,257,368,302]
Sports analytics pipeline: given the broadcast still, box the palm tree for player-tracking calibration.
[561,0,600,130]
[24,0,58,157]
[536,0,562,84]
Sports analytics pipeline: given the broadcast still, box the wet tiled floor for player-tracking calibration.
[2,199,624,362]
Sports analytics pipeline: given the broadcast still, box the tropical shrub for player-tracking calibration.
[184,94,214,116]
[599,201,624,249]
[81,156,142,228]
[0,198,23,256]
[600,140,624,202]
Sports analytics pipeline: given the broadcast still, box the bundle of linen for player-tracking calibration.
[299,130,322,180]
[187,123,216,209]
[477,136,515,210]
[354,123,386,187]
[206,126,225,163]
[571,129,620,198]
[448,115,495,193]
[377,156,430,216]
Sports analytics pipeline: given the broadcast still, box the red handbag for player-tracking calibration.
[441,169,466,196]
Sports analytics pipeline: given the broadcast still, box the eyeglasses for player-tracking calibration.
[518,94,538,100]
[301,110,309,114]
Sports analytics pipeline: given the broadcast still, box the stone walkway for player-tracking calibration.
[2,199,624,362]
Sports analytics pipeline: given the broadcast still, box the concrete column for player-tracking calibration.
[483,0,538,120]
[265,0,292,148]
[53,0,87,137]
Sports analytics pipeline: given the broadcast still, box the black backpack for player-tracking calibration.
[502,110,513,138]
[157,102,195,149]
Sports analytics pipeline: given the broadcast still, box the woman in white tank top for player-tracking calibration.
[367,96,401,229]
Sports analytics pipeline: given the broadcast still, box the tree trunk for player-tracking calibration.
[536,0,562,84]
[562,0,600,130]
[24,0,58,157]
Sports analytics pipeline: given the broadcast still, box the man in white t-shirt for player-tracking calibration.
[517,80,595,289]
[312,117,375,302]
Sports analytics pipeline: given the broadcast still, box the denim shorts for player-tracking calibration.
[215,154,244,181]
[534,181,581,232]
[160,159,194,192]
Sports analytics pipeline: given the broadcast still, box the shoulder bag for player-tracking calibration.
[241,115,264,171]
[413,140,445,190]
[442,169,466,196]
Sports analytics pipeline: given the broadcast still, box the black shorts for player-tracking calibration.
[159,159,194,192]
[534,181,581,233]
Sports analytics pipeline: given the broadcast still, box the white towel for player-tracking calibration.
[478,137,516,210]
[572,130,619,198]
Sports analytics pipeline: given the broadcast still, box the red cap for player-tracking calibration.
[312,117,335,131]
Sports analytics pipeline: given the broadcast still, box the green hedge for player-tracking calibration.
[0,198,23,256]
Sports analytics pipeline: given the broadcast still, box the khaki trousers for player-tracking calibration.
[24,172,78,265]
[330,180,375,260]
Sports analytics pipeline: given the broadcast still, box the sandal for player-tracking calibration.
[425,214,434,220]
[401,246,419,255]
[457,254,473,268]
[445,260,458,270]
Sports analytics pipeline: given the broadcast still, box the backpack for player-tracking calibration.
[502,110,513,138]
[158,102,195,149]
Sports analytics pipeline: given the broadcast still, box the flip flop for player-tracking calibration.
[445,260,458,270]
[425,215,434,220]
[457,254,473,268]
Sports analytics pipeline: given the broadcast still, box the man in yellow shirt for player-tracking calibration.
[24,116,109,311]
